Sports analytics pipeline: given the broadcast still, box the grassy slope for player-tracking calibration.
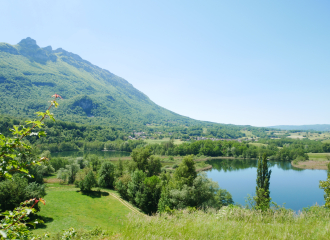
[32,183,132,236]
[118,208,330,240]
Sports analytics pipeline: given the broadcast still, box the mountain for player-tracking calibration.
[0,38,192,127]
[269,124,330,132]
[0,37,264,138]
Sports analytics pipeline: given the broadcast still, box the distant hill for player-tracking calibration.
[0,37,267,138]
[269,124,330,132]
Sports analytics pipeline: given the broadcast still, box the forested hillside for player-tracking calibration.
[0,37,267,138]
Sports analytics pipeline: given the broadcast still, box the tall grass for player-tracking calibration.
[116,206,330,240]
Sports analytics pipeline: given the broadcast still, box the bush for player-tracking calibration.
[0,175,46,212]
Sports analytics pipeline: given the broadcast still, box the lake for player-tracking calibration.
[51,150,131,158]
[205,158,327,211]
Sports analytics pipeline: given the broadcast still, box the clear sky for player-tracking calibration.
[1,0,330,126]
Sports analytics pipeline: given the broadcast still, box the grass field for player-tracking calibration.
[144,137,183,145]
[308,153,330,161]
[287,132,306,139]
[248,142,267,147]
[118,207,330,240]
[32,183,133,236]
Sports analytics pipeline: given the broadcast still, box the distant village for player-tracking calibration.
[127,131,242,142]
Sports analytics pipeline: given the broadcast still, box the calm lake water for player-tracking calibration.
[51,150,130,158]
[205,158,327,211]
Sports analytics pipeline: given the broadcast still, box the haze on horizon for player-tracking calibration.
[1,0,329,127]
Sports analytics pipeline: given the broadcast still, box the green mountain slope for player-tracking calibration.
[0,37,194,128]
[0,37,265,138]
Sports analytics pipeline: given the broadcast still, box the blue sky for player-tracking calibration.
[1,0,330,126]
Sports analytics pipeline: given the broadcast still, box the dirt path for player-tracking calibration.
[101,190,145,216]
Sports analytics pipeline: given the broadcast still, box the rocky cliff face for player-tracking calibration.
[15,37,58,63]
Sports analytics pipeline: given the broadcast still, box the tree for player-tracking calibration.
[147,156,162,177]
[215,189,234,208]
[116,159,124,177]
[57,168,69,183]
[131,147,151,172]
[66,163,80,184]
[127,170,146,205]
[135,176,161,214]
[319,163,330,208]
[115,173,131,200]
[255,153,272,210]
[80,170,97,191]
[98,162,115,188]
[174,155,197,186]
[89,155,100,171]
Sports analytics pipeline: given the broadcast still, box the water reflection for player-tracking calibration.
[206,158,304,172]
[205,158,327,210]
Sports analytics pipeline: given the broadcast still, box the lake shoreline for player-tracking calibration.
[291,160,330,170]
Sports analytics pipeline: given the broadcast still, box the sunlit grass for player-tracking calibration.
[117,207,330,240]
[308,153,330,161]
[32,186,132,236]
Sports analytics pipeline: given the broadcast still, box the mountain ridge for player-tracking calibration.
[269,124,330,132]
[0,37,266,139]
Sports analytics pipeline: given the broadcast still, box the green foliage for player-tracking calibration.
[136,176,162,214]
[116,159,124,177]
[98,162,115,188]
[86,154,100,171]
[66,163,80,184]
[115,174,131,200]
[50,158,69,171]
[127,170,147,205]
[0,198,45,239]
[79,170,97,191]
[147,156,162,177]
[0,179,46,214]
[158,173,222,211]
[255,153,272,210]
[319,163,330,208]
[174,155,197,186]
[0,94,59,239]
[215,189,234,208]
[131,147,151,172]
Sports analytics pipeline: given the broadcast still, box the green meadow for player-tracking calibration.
[307,153,330,161]
[32,184,132,236]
